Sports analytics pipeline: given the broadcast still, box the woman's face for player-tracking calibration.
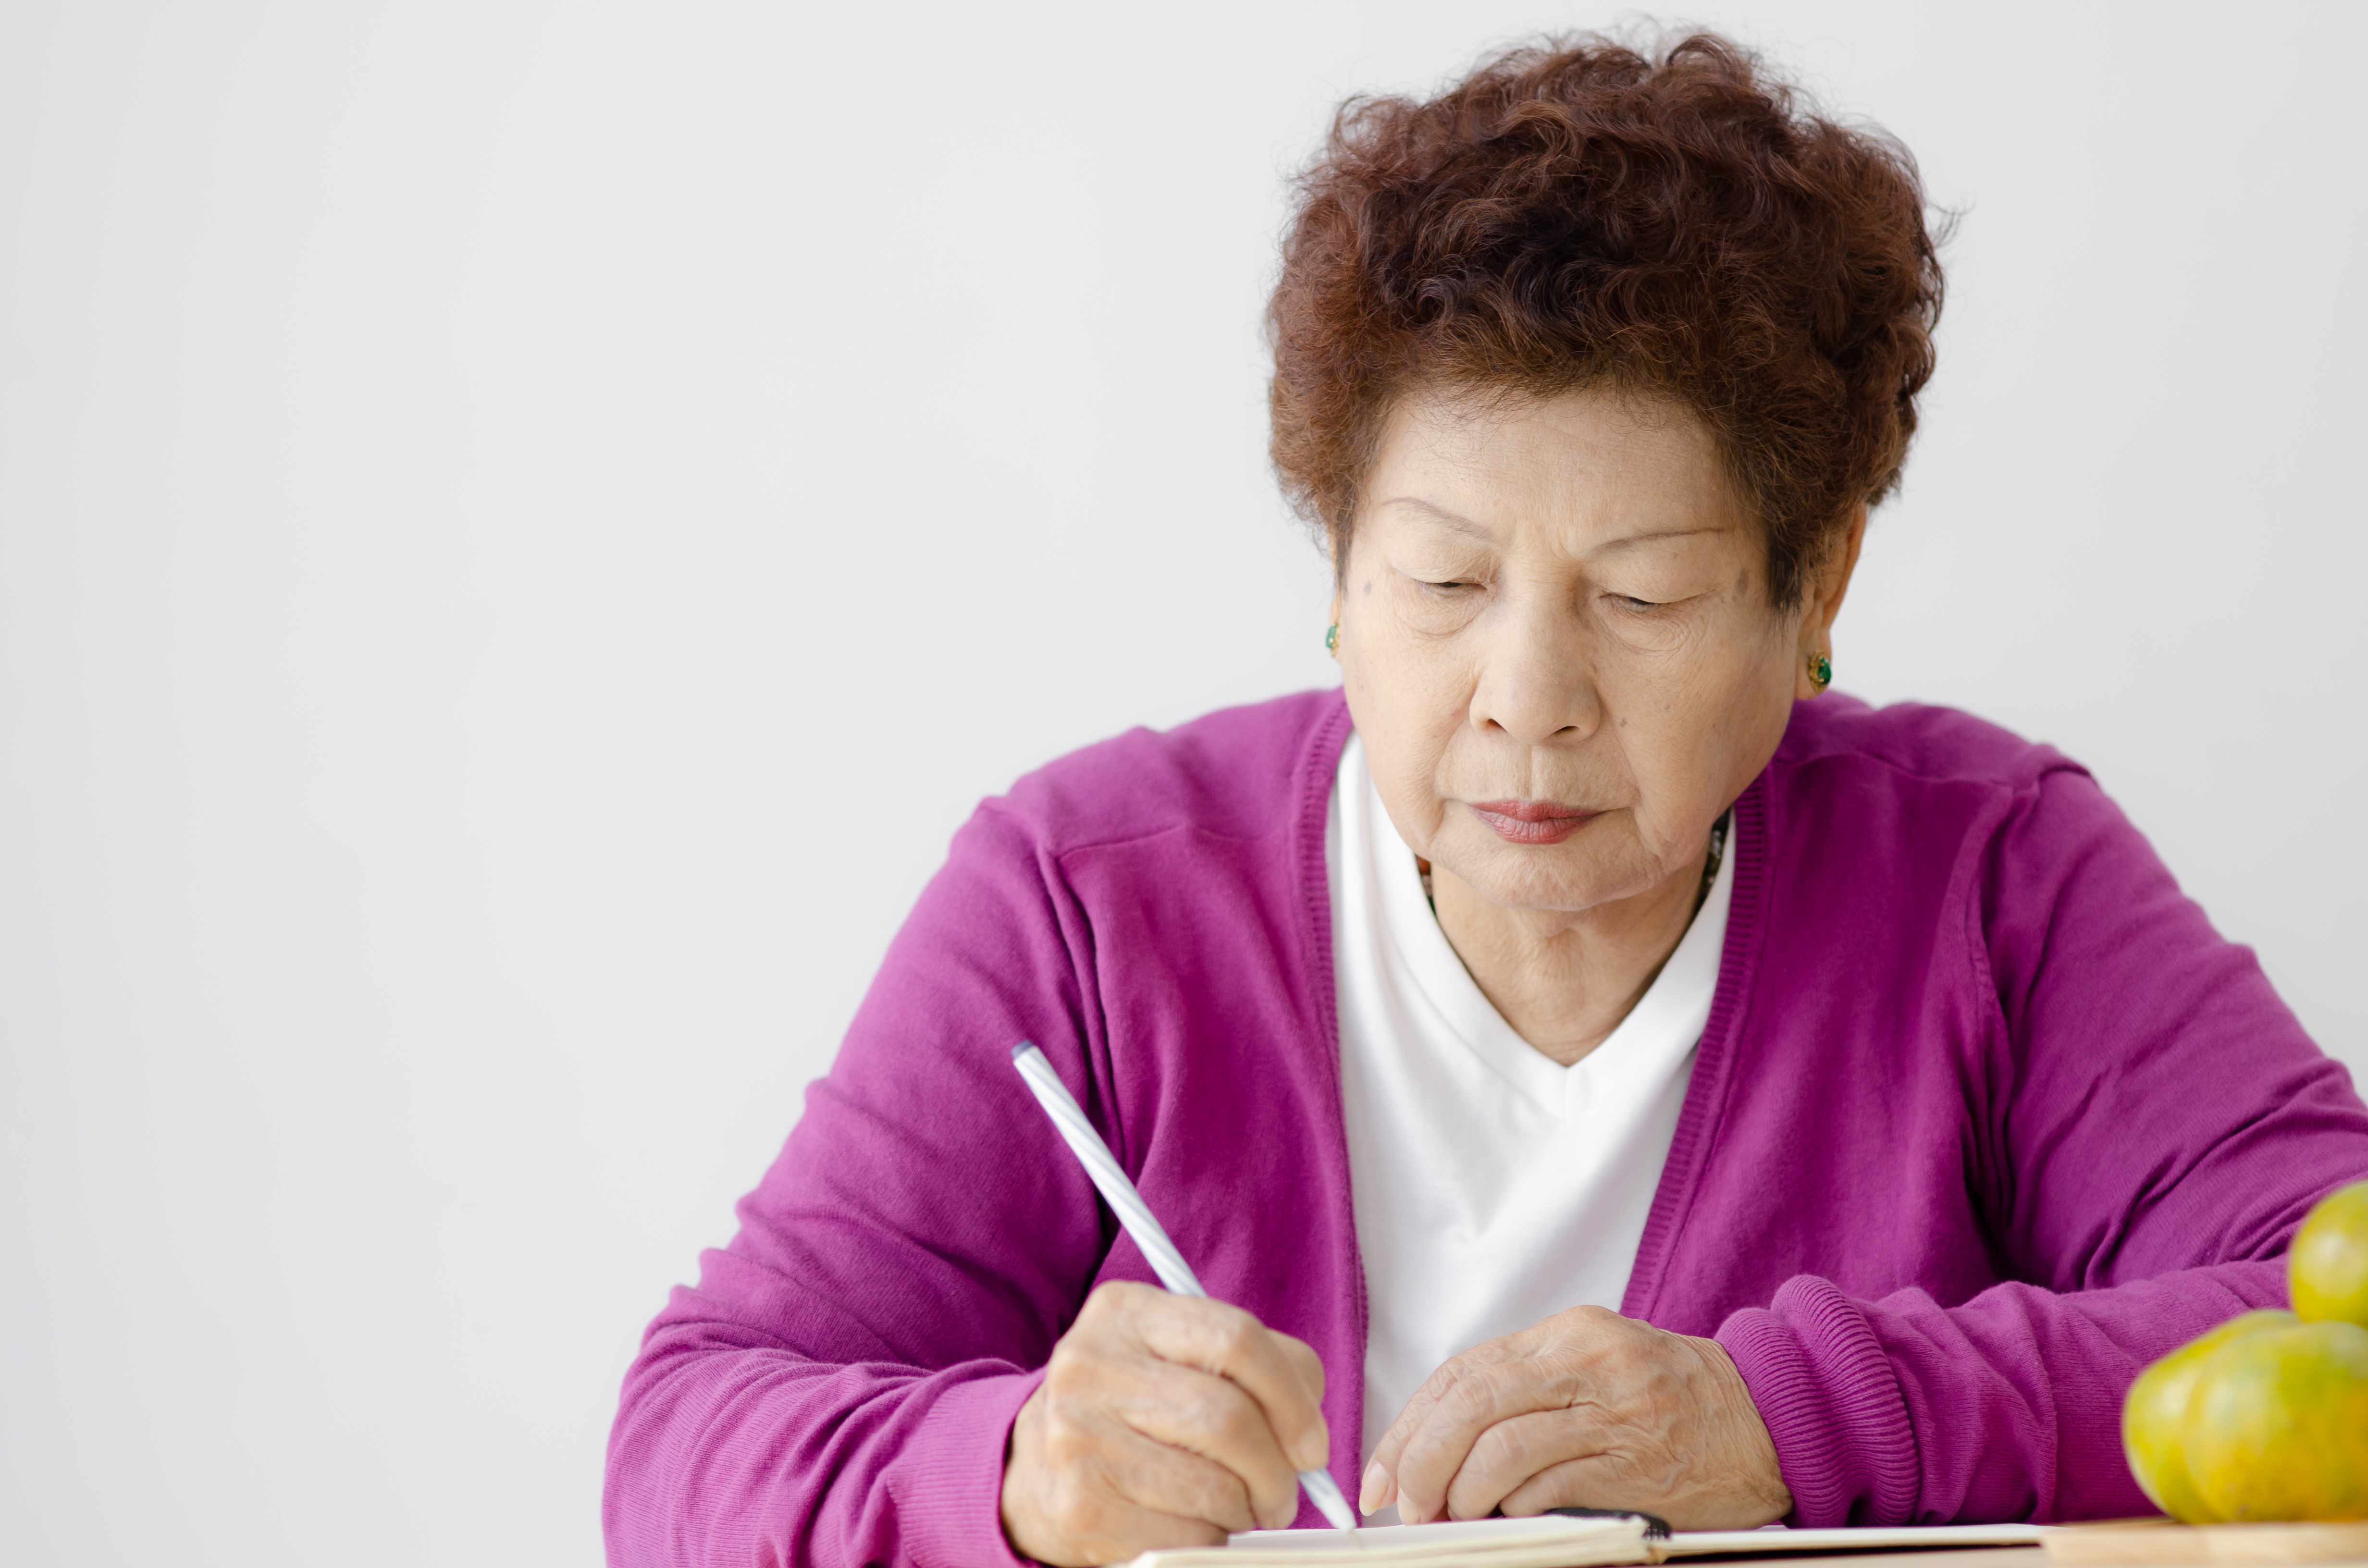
[1336,384,1854,921]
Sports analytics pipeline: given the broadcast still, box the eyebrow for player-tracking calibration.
[1375,496,1494,539]
[1374,495,1732,552]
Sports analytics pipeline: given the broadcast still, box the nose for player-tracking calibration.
[1466,590,1601,746]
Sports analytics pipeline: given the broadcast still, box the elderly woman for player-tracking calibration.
[605,34,2368,1568]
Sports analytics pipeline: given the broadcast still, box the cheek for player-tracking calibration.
[1605,629,1794,825]
[1343,595,1469,738]
[1341,649,1467,849]
[1722,624,1803,751]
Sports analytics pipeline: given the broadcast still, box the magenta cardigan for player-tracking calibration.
[605,690,2368,1568]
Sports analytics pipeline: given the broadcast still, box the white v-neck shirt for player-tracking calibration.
[1326,733,1734,1498]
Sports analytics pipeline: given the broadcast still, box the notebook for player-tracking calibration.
[1124,1515,2047,1568]
[1128,1512,1657,1568]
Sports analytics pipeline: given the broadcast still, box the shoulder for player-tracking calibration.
[1751,695,2121,931]
[1771,692,2088,796]
[979,687,1350,856]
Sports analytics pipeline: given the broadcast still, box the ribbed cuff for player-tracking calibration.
[1718,1277,1920,1527]
[898,1368,1048,1568]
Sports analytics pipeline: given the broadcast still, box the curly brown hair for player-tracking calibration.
[1267,32,1945,607]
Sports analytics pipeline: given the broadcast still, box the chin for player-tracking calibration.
[1446,830,1646,914]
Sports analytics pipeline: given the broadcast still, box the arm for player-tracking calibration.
[1720,766,2368,1524]
[1723,1262,2287,1523]
[604,804,1109,1568]
[603,801,1332,1568]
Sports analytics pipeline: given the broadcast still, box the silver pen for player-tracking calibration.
[1011,1041,1359,1532]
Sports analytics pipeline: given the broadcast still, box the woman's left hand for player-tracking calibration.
[1359,1305,1792,1529]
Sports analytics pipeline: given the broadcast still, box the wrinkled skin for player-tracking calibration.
[1359,1306,1791,1526]
[1001,1283,1330,1566]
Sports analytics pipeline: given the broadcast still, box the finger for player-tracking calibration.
[1446,1409,1606,1523]
[1011,1384,1233,1567]
[1133,1295,1331,1474]
[1037,1463,1230,1567]
[1367,1359,1461,1481]
[1111,1356,1305,1530]
[1073,1506,1226,1568]
[1273,1329,1327,1408]
[1393,1363,1572,1523]
[1498,1453,1638,1520]
[1088,1413,1266,1536]
[1357,1459,1398,1518]
[1368,1360,1480,1521]
[1040,1461,1229,1568]
[1053,1289,1308,1531]
[1366,1330,1537,1489]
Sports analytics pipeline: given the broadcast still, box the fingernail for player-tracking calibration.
[1359,1461,1387,1516]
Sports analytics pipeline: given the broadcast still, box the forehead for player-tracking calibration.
[1367,384,1745,541]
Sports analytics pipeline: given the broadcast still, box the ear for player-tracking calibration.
[1794,505,1867,700]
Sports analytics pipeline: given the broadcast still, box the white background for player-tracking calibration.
[4,3,2362,1564]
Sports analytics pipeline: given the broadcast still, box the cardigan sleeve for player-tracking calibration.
[1718,764,2368,1525]
[604,804,1121,1568]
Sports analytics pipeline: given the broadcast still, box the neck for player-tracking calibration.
[1429,841,1712,1067]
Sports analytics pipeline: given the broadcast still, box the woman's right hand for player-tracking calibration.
[1001,1281,1331,1566]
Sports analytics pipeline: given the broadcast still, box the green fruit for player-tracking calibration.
[2292,1182,2368,1327]
[2123,1310,2297,1521]
[2183,1320,2368,1522]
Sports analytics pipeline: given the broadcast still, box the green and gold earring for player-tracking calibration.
[1808,649,1833,693]
[1325,623,1340,659]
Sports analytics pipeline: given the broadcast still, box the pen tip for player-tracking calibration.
[1299,1470,1357,1532]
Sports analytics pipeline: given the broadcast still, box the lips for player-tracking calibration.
[1465,799,1600,845]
